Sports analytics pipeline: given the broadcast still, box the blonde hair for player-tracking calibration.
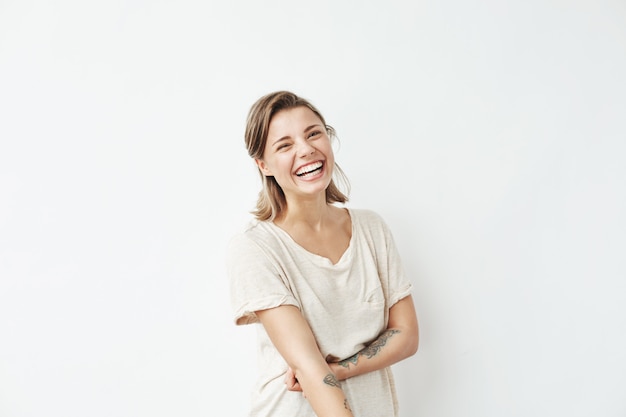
[244,91,350,221]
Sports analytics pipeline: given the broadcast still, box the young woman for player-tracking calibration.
[227,91,419,417]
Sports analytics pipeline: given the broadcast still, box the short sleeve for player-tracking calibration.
[384,224,413,307]
[226,232,300,325]
[373,213,413,307]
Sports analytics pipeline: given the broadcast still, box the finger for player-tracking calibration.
[283,367,295,383]
[286,380,303,392]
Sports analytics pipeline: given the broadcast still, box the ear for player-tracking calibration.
[255,158,273,176]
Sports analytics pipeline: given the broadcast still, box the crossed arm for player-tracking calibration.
[256,305,355,416]
[330,295,419,382]
[255,295,419,416]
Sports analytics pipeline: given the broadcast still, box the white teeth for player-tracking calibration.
[296,162,323,176]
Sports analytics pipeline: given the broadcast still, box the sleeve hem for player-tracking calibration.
[233,295,300,326]
[388,284,413,308]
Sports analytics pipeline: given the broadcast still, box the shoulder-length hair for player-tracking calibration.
[244,91,350,221]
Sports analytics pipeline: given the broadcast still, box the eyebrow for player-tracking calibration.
[271,124,324,146]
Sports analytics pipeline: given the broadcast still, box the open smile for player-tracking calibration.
[295,161,324,178]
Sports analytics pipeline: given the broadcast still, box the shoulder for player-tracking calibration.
[349,207,389,229]
[348,207,399,247]
[226,219,284,262]
[228,219,268,249]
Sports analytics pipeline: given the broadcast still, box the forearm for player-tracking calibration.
[256,305,353,417]
[329,329,409,380]
[294,364,353,417]
[331,296,419,381]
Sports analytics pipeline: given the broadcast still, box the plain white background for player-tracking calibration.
[1,1,625,416]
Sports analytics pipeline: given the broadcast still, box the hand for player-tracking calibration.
[326,360,346,382]
[284,367,304,395]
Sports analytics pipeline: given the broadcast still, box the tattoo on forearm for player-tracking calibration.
[344,399,352,411]
[338,353,358,368]
[323,373,340,388]
[362,329,400,358]
[336,329,402,371]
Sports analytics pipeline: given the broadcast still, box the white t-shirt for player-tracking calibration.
[227,208,413,417]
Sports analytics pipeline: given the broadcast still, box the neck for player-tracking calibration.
[275,194,332,231]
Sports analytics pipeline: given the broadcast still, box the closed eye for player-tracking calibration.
[307,130,322,139]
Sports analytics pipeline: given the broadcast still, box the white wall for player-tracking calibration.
[1,1,625,416]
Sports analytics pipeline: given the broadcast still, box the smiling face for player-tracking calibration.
[255,106,335,202]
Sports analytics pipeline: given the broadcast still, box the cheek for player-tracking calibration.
[323,143,335,162]
[264,155,291,176]
[323,137,334,153]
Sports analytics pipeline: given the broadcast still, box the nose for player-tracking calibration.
[297,139,315,157]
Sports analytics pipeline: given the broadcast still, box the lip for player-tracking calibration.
[294,160,325,179]
[294,160,324,176]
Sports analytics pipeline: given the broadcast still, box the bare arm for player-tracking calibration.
[329,295,419,381]
[255,305,354,417]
